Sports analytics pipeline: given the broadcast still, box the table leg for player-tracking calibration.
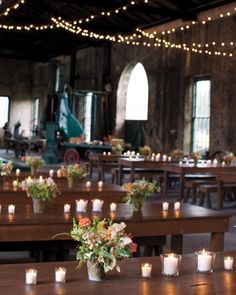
[163,170,169,196]
[210,232,224,251]
[131,165,135,182]
[217,180,224,210]
[118,165,123,185]
[178,172,184,201]
[170,234,183,254]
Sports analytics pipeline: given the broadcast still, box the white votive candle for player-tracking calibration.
[103,152,106,155]
[16,169,20,177]
[13,180,18,188]
[57,170,62,177]
[92,199,104,212]
[151,156,155,161]
[64,204,70,213]
[224,256,234,270]
[213,159,218,167]
[55,267,66,283]
[86,181,91,188]
[49,169,54,177]
[162,154,167,162]
[110,202,117,212]
[76,200,88,212]
[98,181,103,188]
[222,161,226,167]
[25,269,37,285]
[162,202,169,211]
[39,175,44,183]
[155,153,161,161]
[168,156,172,162]
[196,249,213,272]
[131,151,135,156]
[8,204,15,214]
[127,150,131,156]
[179,161,183,166]
[174,202,181,211]
[141,263,152,278]
[163,253,179,276]
[108,152,111,156]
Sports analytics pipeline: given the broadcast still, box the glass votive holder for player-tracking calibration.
[224,256,234,271]
[64,204,71,214]
[49,169,54,177]
[16,168,20,177]
[161,253,182,277]
[174,201,181,211]
[110,202,117,212]
[12,180,18,188]
[55,267,67,283]
[76,199,88,212]
[195,249,215,273]
[86,181,91,189]
[98,181,103,188]
[162,202,169,211]
[141,263,152,278]
[92,199,104,212]
[25,269,37,285]
[8,204,15,214]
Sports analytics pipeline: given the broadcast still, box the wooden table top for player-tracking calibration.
[1,251,236,294]
[163,163,236,173]
[216,172,236,182]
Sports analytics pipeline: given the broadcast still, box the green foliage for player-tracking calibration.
[0,160,13,176]
[58,164,87,179]
[26,157,44,168]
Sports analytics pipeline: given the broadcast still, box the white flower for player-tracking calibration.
[110,222,126,239]
[120,236,132,247]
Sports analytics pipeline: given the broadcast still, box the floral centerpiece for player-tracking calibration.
[122,178,158,210]
[111,144,124,155]
[57,163,87,188]
[0,160,13,186]
[170,149,184,161]
[139,145,152,160]
[26,157,44,175]
[20,177,59,213]
[223,151,235,165]
[190,151,202,166]
[66,217,136,281]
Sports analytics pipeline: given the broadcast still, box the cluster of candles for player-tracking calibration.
[26,267,67,285]
[25,252,235,284]
[150,153,171,162]
[162,201,181,211]
[141,251,234,278]
[63,200,117,213]
[0,204,16,214]
[179,159,226,167]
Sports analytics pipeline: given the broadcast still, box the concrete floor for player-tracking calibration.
[1,148,236,263]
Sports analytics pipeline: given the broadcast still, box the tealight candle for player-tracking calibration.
[25,269,37,285]
[131,151,135,156]
[222,161,226,167]
[57,170,62,177]
[155,153,161,161]
[98,181,103,188]
[55,267,66,283]
[124,152,127,156]
[213,159,218,167]
[8,204,15,214]
[174,201,181,211]
[39,176,44,183]
[108,152,111,156]
[49,169,54,177]
[179,161,183,166]
[64,204,71,213]
[162,202,169,211]
[162,154,167,162]
[76,200,88,212]
[86,181,91,188]
[103,152,106,155]
[136,153,140,157]
[16,169,20,177]
[12,180,18,188]
[168,156,172,162]
[110,202,117,212]
[207,160,212,165]
[224,256,234,270]
[27,176,32,185]
[92,199,104,212]
[152,153,155,157]
[151,156,155,161]
[127,150,131,156]
[141,263,152,278]
[161,253,181,276]
[195,249,215,273]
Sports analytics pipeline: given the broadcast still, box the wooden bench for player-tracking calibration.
[198,183,236,208]
[184,178,216,203]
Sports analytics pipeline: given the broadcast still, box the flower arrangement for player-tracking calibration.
[111,144,124,155]
[58,163,87,179]
[26,157,44,168]
[139,145,152,159]
[190,151,202,163]
[223,151,235,165]
[21,177,59,201]
[0,160,13,176]
[69,217,136,273]
[122,179,158,210]
[170,149,184,160]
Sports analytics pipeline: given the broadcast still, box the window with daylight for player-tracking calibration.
[33,98,39,128]
[125,63,149,120]
[0,96,10,128]
[191,79,211,153]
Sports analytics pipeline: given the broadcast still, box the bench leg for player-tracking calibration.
[206,192,212,208]
[191,187,197,204]
[199,192,205,206]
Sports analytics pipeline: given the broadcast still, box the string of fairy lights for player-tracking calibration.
[0,0,235,57]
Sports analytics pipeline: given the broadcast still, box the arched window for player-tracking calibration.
[0,96,10,127]
[125,63,149,120]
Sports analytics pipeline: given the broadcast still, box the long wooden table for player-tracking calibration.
[0,183,126,204]
[0,203,230,254]
[163,163,236,201]
[117,158,166,185]
[1,251,236,294]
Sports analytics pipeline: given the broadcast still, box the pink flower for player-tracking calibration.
[130,242,137,252]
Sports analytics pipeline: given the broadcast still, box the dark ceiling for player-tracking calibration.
[0,0,234,61]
